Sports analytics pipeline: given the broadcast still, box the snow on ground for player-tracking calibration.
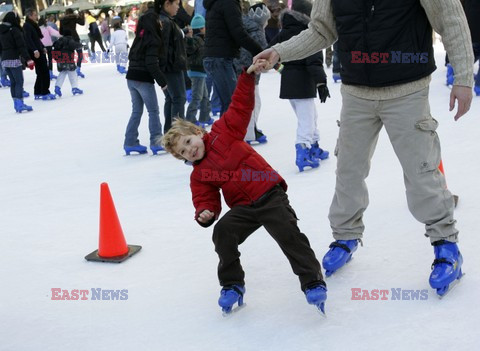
[0,45,479,351]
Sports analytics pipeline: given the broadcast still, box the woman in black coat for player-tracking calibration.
[269,7,330,172]
[464,0,480,95]
[0,11,34,112]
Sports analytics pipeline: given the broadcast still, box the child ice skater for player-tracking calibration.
[109,18,128,74]
[52,29,83,97]
[162,64,327,315]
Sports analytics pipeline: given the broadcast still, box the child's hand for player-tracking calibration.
[197,210,214,223]
[247,59,269,74]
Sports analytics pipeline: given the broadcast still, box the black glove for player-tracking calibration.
[317,83,330,103]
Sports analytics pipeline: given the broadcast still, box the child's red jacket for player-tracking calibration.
[190,71,287,227]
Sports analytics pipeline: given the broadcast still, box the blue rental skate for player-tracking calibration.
[333,73,341,83]
[305,284,327,315]
[429,240,464,297]
[310,142,330,160]
[322,239,360,277]
[150,145,165,155]
[218,285,245,316]
[124,144,148,155]
[474,86,480,97]
[55,86,62,97]
[295,143,319,172]
[72,87,83,95]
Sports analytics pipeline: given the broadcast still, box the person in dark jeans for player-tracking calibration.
[60,8,86,78]
[161,69,327,315]
[0,11,34,112]
[85,11,106,54]
[23,8,55,100]
[203,0,263,116]
[156,0,188,133]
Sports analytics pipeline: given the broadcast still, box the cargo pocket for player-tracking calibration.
[415,117,441,173]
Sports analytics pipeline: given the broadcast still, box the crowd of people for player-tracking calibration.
[1,0,479,316]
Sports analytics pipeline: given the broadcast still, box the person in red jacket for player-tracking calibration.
[162,67,327,315]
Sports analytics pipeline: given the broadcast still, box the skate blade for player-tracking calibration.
[437,272,465,299]
[222,303,246,317]
[314,303,327,318]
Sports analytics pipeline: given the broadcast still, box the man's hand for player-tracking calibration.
[253,48,280,72]
[197,210,214,223]
[450,85,472,121]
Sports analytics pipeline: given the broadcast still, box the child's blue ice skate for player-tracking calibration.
[296,143,319,172]
[196,118,215,128]
[150,145,165,155]
[446,64,454,86]
[50,70,57,80]
[322,239,360,277]
[429,240,464,297]
[13,98,32,113]
[333,73,341,83]
[218,285,245,316]
[474,86,480,97]
[55,86,62,97]
[310,142,330,160]
[124,144,148,155]
[186,89,192,103]
[23,90,29,98]
[305,284,327,315]
[72,87,83,95]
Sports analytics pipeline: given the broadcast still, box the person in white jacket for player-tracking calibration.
[108,18,128,74]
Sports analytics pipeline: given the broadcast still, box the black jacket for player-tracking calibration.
[185,33,206,73]
[0,23,30,62]
[127,42,167,88]
[159,10,187,73]
[332,0,436,87]
[465,0,480,43]
[60,14,85,42]
[203,0,263,58]
[270,10,326,99]
[23,18,45,55]
[52,36,83,71]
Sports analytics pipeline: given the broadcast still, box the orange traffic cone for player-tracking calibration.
[438,159,459,207]
[85,183,142,263]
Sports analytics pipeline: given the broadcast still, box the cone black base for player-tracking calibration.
[85,245,142,263]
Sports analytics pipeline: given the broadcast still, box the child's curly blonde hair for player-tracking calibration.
[162,118,206,160]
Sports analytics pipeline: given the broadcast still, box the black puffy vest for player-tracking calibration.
[332,0,436,87]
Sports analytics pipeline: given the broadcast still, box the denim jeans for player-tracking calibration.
[125,79,162,147]
[206,72,221,112]
[163,71,186,133]
[186,77,211,122]
[473,42,480,87]
[4,66,24,99]
[203,57,238,116]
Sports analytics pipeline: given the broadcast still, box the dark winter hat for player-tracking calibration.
[190,14,205,29]
[291,0,313,17]
[2,11,20,27]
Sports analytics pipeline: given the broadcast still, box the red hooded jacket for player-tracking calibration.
[190,71,287,227]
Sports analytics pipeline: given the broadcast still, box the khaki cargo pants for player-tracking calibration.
[328,87,458,243]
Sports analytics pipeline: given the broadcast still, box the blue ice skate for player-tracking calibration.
[474,86,480,97]
[322,239,360,277]
[310,142,330,160]
[55,86,62,97]
[1,76,11,87]
[296,143,319,172]
[150,145,165,155]
[35,93,56,100]
[13,98,32,113]
[305,284,327,314]
[429,240,464,297]
[23,90,30,98]
[76,67,85,78]
[72,87,83,95]
[333,73,341,83]
[124,144,148,155]
[218,285,245,316]
[196,118,215,128]
[50,70,57,80]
